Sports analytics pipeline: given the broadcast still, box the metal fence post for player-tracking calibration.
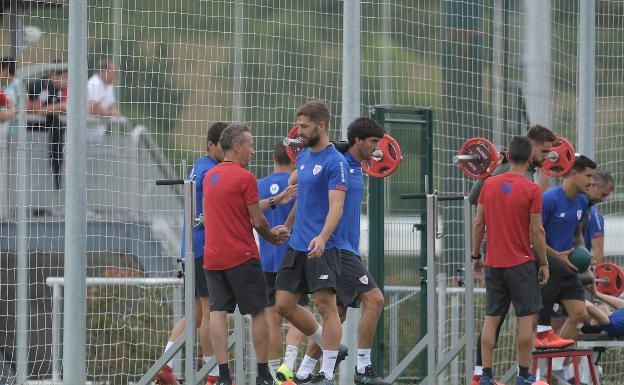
[64,1,89,384]
[437,273,447,384]
[51,284,62,382]
[426,194,437,384]
[183,181,196,385]
[463,198,475,385]
[578,0,596,159]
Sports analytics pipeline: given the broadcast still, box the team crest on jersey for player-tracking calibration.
[313,165,323,175]
[359,275,369,285]
[270,183,280,194]
[577,210,582,220]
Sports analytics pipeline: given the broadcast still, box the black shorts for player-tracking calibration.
[264,272,310,307]
[275,247,341,294]
[204,258,268,315]
[336,250,379,308]
[538,256,586,325]
[194,257,210,298]
[485,261,542,317]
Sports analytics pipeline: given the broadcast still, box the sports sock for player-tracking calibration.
[164,341,174,369]
[307,326,323,347]
[284,345,299,371]
[320,350,338,380]
[356,349,371,374]
[204,356,219,376]
[296,355,317,380]
[268,359,281,378]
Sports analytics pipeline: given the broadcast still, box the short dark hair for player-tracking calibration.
[594,170,614,187]
[527,124,556,144]
[0,57,16,76]
[207,121,228,150]
[220,123,251,152]
[273,141,292,166]
[509,136,533,164]
[346,117,385,146]
[571,154,597,174]
[296,100,330,126]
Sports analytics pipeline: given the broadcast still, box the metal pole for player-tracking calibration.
[340,0,361,141]
[380,1,392,106]
[492,0,504,146]
[426,194,437,384]
[523,0,552,127]
[437,273,446,384]
[113,0,122,91]
[64,1,89,384]
[232,0,244,122]
[463,198,475,385]
[449,294,459,385]
[183,181,196,385]
[235,309,245,385]
[173,284,183,377]
[578,0,596,159]
[52,284,62,382]
[14,69,29,385]
[389,292,398,371]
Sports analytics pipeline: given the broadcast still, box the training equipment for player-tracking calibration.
[361,134,402,178]
[595,262,624,297]
[531,349,599,385]
[541,136,576,178]
[568,246,591,272]
[453,137,500,179]
[454,135,576,179]
[283,125,305,162]
[284,132,402,178]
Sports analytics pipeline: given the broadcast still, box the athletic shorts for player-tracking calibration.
[485,261,542,317]
[204,258,268,315]
[603,308,624,337]
[194,257,210,298]
[336,250,379,308]
[264,272,310,307]
[275,247,341,294]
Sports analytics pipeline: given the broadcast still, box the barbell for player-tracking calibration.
[595,262,624,297]
[453,136,576,179]
[283,125,402,178]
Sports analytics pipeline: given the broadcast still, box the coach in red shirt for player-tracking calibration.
[203,123,288,385]
[471,135,549,385]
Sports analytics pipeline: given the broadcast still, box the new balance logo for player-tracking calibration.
[559,213,565,218]
[319,274,329,280]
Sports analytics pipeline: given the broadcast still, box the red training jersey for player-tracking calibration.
[478,172,542,268]
[203,162,260,270]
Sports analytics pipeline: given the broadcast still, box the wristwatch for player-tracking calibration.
[471,251,482,260]
[268,197,276,209]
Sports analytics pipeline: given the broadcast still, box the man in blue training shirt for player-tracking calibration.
[155,122,227,385]
[535,155,596,349]
[291,117,388,385]
[583,282,624,338]
[257,142,307,382]
[583,171,614,263]
[275,100,348,385]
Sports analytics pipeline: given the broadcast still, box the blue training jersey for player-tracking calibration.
[181,155,218,260]
[335,152,365,257]
[584,205,605,252]
[257,172,295,272]
[542,185,589,253]
[289,146,348,252]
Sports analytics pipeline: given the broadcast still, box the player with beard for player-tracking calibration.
[469,124,556,385]
[274,100,349,385]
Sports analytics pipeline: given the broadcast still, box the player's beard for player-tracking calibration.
[305,130,321,148]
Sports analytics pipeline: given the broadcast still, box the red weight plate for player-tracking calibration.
[457,138,499,179]
[542,136,576,178]
[362,134,402,178]
[285,125,304,163]
[595,262,624,297]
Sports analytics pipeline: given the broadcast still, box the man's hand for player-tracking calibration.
[472,259,485,280]
[553,248,577,272]
[538,264,550,287]
[270,225,290,245]
[275,184,297,206]
[307,235,327,258]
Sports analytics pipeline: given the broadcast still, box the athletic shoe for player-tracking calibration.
[256,375,278,385]
[515,374,537,385]
[478,375,495,385]
[301,373,334,385]
[206,376,219,385]
[354,366,389,385]
[293,375,313,385]
[533,329,574,349]
[276,363,294,384]
[155,366,178,385]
